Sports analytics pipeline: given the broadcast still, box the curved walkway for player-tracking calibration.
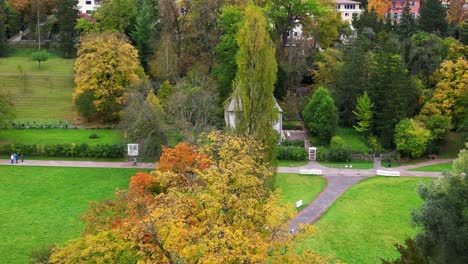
[286,158,452,231]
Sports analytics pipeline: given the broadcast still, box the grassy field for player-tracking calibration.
[275,173,327,210]
[0,129,122,145]
[299,177,433,264]
[310,128,371,153]
[319,160,373,169]
[276,160,309,167]
[410,162,453,172]
[0,166,148,264]
[0,48,75,121]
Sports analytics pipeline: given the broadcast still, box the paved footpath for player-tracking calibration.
[286,158,451,231]
[0,159,156,169]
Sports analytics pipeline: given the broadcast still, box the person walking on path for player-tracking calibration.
[13,153,18,164]
[21,154,24,163]
[10,154,14,164]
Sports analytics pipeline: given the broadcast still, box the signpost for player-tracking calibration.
[127,144,139,166]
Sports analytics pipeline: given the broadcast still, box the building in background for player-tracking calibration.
[336,0,364,23]
[77,0,101,14]
[388,0,421,21]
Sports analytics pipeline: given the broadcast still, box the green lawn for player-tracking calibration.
[310,128,371,153]
[276,160,309,167]
[299,177,433,264]
[0,48,75,121]
[0,129,122,145]
[410,162,453,172]
[0,166,147,264]
[319,161,373,169]
[275,173,327,210]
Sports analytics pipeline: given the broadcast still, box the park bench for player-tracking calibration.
[299,169,323,175]
[376,170,400,177]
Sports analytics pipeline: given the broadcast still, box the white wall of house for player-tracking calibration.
[78,0,102,14]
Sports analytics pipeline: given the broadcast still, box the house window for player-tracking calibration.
[393,13,398,19]
[411,1,415,6]
[85,0,91,4]
[345,13,349,17]
[393,2,396,8]
[94,0,101,5]
[294,32,298,37]
[411,13,416,18]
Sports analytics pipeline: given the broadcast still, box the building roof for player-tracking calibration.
[225,94,283,113]
[336,0,361,4]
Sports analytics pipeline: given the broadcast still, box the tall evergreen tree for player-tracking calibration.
[418,0,448,35]
[234,4,278,161]
[0,0,7,57]
[303,87,338,144]
[397,2,415,39]
[333,36,371,126]
[368,49,420,147]
[56,0,78,58]
[130,0,156,71]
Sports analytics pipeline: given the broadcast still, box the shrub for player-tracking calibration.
[395,118,431,158]
[89,133,99,139]
[281,140,304,147]
[276,146,307,161]
[0,143,125,158]
[328,135,352,162]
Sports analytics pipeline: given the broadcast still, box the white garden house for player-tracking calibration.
[224,95,283,134]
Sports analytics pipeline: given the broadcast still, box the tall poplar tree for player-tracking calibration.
[418,0,448,35]
[56,0,78,58]
[130,0,156,71]
[234,4,278,160]
[0,0,7,57]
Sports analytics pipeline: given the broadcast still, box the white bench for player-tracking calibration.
[376,170,400,176]
[299,169,323,175]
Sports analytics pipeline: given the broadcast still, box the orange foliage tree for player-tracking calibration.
[368,0,391,17]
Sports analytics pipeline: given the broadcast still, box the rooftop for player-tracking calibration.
[336,0,361,4]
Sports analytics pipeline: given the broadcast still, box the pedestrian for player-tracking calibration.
[21,154,24,163]
[13,153,18,164]
[10,154,14,164]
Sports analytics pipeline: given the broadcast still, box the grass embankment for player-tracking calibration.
[0,166,147,264]
[410,162,453,172]
[275,173,326,210]
[0,129,122,145]
[0,48,75,121]
[299,177,433,264]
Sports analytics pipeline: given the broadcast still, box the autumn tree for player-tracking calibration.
[418,0,448,35]
[122,88,167,160]
[368,0,390,17]
[310,0,343,48]
[447,0,468,24]
[303,87,338,144]
[311,48,342,88]
[73,32,144,123]
[56,0,78,58]
[234,4,279,161]
[394,118,431,158]
[353,91,373,136]
[421,58,468,125]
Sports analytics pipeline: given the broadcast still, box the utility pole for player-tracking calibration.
[36,0,41,50]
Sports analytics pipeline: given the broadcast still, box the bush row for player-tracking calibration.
[0,143,125,158]
[276,146,307,161]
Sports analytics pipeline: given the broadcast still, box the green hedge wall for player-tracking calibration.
[0,143,125,158]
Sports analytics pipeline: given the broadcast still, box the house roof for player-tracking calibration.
[225,95,283,113]
[336,0,361,4]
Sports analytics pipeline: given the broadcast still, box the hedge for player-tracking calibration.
[0,143,125,158]
[276,146,307,161]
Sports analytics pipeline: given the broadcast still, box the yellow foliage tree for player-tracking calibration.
[73,32,144,122]
[368,0,391,17]
[421,58,468,123]
[51,133,326,263]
